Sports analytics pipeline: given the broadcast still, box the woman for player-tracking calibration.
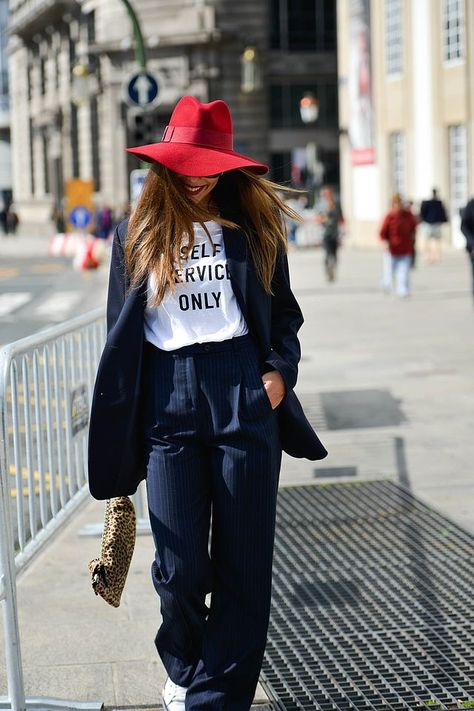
[316,185,343,282]
[88,96,327,711]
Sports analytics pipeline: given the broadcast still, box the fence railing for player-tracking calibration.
[0,309,106,711]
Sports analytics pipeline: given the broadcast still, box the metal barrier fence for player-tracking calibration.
[0,308,106,711]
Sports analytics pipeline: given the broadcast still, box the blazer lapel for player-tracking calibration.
[223,226,248,320]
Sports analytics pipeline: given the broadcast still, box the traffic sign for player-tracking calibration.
[65,179,94,233]
[127,72,159,108]
[69,206,92,230]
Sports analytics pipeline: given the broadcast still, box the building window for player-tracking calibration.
[389,131,405,197]
[270,82,338,129]
[442,0,464,62]
[70,101,79,178]
[55,52,60,90]
[29,117,35,196]
[90,96,101,191]
[27,63,32,100]
[40,56,46,95]
[270,0,336,52]
[448,125,467,216]
[86,10,95,43]
[385,0,403,76]
[42,132,50,194]
[68,34,76,70]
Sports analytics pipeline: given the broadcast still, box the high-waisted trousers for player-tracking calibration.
[142,334,282,711]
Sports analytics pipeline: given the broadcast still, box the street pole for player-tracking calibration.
[118,0,147,71]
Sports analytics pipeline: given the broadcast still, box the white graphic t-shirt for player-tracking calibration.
[144,220,248,351]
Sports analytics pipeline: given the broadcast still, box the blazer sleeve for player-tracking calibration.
[106,222,128,335]
[264,247,304,392]
[461,200,474,251]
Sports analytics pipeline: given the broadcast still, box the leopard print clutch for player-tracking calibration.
[88,496,136,608]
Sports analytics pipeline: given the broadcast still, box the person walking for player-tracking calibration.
[94,203,114,239]
[380,193,417,297]
[419,188,448,263]
[51,205,66,234]
[460,197,474,304]
[0,199,7,235]
[88,96,327,711]
[315,185,343,282]
[6,205,19,235]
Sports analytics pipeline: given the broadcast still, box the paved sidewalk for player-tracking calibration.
[1,245,473,709]
[283,244,474,533]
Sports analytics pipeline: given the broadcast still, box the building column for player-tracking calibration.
[98,56,128,211]
[411,0,434,201]
[8,43,31,205]
[78,103,92,181]
[466,0,474,196]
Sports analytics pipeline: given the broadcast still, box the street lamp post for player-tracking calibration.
[240,46,262,93]
[299,92,323,204]
[118,0,148,71]
[299,92,319,124]
[71,62,91,106]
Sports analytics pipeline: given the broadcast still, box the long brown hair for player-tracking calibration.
[125,164,302,306]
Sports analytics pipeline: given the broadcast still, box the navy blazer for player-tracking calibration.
[88,218,327,500]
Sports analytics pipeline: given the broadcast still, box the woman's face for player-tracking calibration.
[177,174,221,205]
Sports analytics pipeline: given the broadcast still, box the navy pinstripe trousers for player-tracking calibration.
[142,334,281,710]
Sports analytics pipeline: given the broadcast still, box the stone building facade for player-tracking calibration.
[337,0,474,247]
[8,0,339,227]
[0,0,11,208]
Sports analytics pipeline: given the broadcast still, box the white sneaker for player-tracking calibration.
[162,675,187,711]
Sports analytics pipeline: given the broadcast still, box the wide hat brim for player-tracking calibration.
[126,142,268,176]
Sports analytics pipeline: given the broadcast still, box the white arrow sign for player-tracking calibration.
[134,74,153,106]
[126,72,159,108]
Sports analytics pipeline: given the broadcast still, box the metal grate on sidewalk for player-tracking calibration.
[261,480,474,710]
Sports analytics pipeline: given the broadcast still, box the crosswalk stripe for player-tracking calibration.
[0,292,32,316]
[34,291,83,320]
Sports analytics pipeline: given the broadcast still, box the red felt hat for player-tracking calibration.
[126,95,268,177]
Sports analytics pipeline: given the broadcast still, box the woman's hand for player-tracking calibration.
[261,370,286,410]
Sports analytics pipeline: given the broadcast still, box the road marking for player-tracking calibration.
[30,263,66,274]
[0,267,20,279]
[34,291,83,320]
[0,292,32,316]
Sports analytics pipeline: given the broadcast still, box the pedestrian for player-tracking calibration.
[95,203,114,239]
[87,96,327,711]
[404,199,418,268]
[6,205,19,235]
[315,185,343,281]
[460,198,474,304]
[51,205,66,234]
[0,198,8,235]
[419,188,448,263]
[284,194,307,245]
[380,193,417,297]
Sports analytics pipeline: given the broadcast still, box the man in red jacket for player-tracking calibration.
[380,193,417,296]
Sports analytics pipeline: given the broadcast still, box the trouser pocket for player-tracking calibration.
[238,346,273,420]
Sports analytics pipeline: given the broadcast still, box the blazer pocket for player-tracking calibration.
[92,386,129,409]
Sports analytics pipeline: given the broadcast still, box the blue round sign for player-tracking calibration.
[69,206,92,229]
[127,72,159,107]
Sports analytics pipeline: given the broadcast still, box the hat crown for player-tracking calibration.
[126,94,268,176]
[169,96,233,135]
